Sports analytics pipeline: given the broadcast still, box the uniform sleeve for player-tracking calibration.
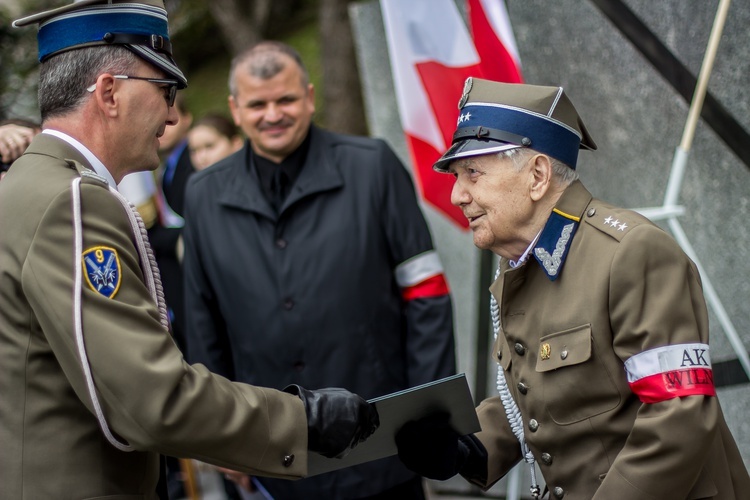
[23,181,307,478]
[594,224,719,499]
[377,141,456,386]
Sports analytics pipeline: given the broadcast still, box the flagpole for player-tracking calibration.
[665,0,731,208]
[679,1,731,152]
[634,0,750,380]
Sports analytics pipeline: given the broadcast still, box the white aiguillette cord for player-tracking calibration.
[71,172,170,451]
[491,264,540,499]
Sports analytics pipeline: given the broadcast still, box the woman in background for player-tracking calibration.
[187,113,243,170]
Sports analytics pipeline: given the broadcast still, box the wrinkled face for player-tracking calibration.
[188,124,241,170]
[228,56,315,163]
[449,151,536,259]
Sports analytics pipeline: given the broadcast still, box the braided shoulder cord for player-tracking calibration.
[491,264,540,499]
[71,174,171,452]
[107,185,170,331]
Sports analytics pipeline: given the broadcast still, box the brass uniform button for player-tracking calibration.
[587,207,596,217]
[514,343,526,355]
[528,418,539,432]
[517,382,528,395]
[553,486,565,498]
[282,454,295,467]
[541,452,553,465]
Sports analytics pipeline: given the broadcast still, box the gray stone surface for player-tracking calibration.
[351,0,750,495]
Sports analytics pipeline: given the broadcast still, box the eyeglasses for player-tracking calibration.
[86,75,179,107]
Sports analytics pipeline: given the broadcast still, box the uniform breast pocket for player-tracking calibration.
[537,324,621,424]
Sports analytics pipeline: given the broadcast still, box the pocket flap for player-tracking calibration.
[536,324,592,372]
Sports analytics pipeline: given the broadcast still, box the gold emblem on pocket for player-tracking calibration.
[540,343,551,360]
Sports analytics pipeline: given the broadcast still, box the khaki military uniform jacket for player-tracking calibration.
[0,134,308,499]
[472,180,749,499]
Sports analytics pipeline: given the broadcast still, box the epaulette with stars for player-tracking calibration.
[532,203,647,280]
[582,204,643,242]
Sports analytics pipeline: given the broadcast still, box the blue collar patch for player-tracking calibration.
[82,246,121,299]
[533,209,579,281]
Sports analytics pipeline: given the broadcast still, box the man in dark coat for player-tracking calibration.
[183,41,456,499]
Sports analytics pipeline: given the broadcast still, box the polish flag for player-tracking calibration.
[381,0,522,228]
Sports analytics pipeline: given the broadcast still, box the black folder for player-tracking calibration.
[307,373,481,476]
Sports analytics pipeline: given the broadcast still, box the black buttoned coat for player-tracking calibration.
[183,126,456,499]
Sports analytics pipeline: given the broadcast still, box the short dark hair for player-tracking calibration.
[228,41,309,97]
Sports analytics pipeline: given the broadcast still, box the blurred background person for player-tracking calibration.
[188,112,243,171]
[149,92,195,351]
[155,92,195,231]
[148,92,196,500]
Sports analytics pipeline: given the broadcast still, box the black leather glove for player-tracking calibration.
[395,412,488,483]
[284,385,380,459]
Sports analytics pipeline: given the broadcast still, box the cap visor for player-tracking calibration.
[128,45,187,89]
[433,139,520,172]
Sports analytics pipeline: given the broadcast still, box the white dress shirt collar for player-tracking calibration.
[42,129,118,189]
[508,230,542,269]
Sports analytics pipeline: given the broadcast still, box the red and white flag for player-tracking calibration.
[381,0,522,228]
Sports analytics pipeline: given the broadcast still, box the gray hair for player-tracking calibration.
[39,46,140,122]
[228,41,309,97]
[499,148,579,186]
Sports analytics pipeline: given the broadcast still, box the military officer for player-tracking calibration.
[395,79,750,499]
[0,2,377,499]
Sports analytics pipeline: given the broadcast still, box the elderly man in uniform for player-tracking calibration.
[0,2,378,499]
[395,78,750,499]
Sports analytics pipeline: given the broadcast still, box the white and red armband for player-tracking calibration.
[624,343,716,403]
[395,250,449,301]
